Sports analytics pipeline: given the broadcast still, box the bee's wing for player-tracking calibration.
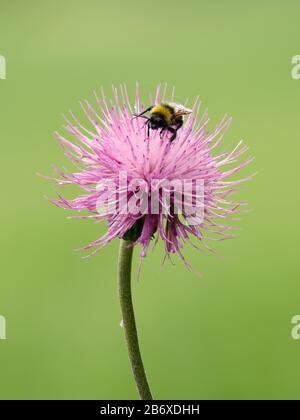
[169,102,193,116]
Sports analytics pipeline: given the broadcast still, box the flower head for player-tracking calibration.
[52,84,252,269]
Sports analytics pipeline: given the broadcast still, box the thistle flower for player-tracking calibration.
[52,84,252,268]
[49,84,253,400]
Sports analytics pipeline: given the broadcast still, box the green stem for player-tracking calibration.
[118,239,153,400]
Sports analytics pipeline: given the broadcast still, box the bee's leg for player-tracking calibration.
[147,121,151,138]
[160,127,165,139]
[168,120,183,142]
[167,126,177,142]
[176,120,183,130]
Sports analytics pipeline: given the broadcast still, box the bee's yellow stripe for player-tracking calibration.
[151,104,172,124]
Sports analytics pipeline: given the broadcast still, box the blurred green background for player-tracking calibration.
[0,0,300,400]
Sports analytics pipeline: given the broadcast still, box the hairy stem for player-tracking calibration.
[118,239,153,400]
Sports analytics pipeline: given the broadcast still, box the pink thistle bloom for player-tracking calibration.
[51,84,253,269]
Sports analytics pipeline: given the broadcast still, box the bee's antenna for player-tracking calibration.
[131,106,153,121]
[131,114,149,121]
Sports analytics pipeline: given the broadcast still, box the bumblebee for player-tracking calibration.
[133,103,192,142]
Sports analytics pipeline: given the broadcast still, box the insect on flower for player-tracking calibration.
[51,83,253,270]
[47,83,254,401]
[133,102,192,142]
